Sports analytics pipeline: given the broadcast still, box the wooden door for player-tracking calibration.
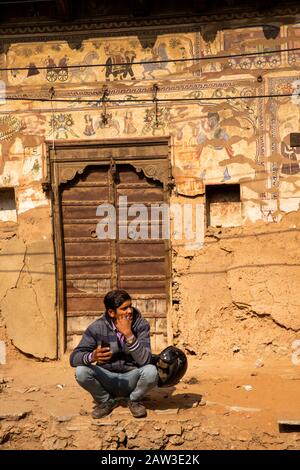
[61,163,169,352]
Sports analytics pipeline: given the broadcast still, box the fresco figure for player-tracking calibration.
[141,43,172,79]
[94,113,120,135]
[196,112,233,158]
[47,56,56,68]
[67,52,99,82]
[27,62,40,77]
[84,114,96,136]
[0,114,46,174]
[58,55,68,69]
[196,112,234,182]
[175,46,188,73]
[124,111,137,134]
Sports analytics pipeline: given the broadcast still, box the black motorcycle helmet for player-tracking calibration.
[152,346,188,388]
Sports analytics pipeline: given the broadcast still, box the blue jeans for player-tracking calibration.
[75,364,158,404]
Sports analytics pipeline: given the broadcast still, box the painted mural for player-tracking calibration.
[5,34,197,86]
[268,74,300,215]
[222,27,282,72]
[0,25,300,222]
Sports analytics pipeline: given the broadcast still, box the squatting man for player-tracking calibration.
[70,289,158,418]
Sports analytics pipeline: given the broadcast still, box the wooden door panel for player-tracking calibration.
[65,260,112,275]
[67,295,105,312]
[118,260,166,276]
[62,223,102,238]
[119,279,166,294]
[117,241,165,257]
[62,186,109,201]
[64,241,111,257]
[66,279,111,294]
[61,165,113,336]
[117,187,164,203]
[61,162,169,352]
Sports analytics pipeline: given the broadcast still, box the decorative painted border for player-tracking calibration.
[268,74,300,198]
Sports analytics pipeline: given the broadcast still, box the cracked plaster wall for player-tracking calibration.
[2,196,298,361]
[0,207,57,359]
[171,204,300,359]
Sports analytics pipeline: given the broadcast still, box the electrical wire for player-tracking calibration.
[0,92,296,105]
[0,46,299,72]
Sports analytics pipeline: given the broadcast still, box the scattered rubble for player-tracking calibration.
[229,406,261,413]
[0,377,14,384]
[184,377,199,385]
[0,411,30,421]
[0,357,299,449]
[255,359,264,368]
[165,423,182,436]
[56,416,73,423]
[242,385,253,391]
[155,408,179,415]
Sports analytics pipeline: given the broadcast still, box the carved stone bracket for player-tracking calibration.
[200,25,218,43]
[67,39,84,50]
[262,24,280,39]
[137,34,158,49]
[57,163,89,185]
[131,160,169,186]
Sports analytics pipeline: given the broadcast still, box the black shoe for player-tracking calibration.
[127,399,147,418]
[92,399,117,419]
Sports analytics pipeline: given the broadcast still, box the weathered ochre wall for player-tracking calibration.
[0,19,300,359]
[0,207,56,360]
[172,207,300,358]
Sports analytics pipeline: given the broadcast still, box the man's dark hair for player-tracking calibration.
[104,289,131,312]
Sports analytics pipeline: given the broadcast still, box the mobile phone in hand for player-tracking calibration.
[99,340,110,349]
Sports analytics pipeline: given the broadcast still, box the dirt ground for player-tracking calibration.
[0,354,300,450]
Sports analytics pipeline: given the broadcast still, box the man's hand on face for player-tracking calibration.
[91,345,112,364]
[115,314,133,338]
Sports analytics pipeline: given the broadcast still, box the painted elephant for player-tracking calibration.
[104,48,136,80]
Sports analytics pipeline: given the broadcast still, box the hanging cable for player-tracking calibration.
[1,91,296,105]
[100,85,109,125]
[1,46,300,73]
[49,86,55,151]
[152,83,159,127]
